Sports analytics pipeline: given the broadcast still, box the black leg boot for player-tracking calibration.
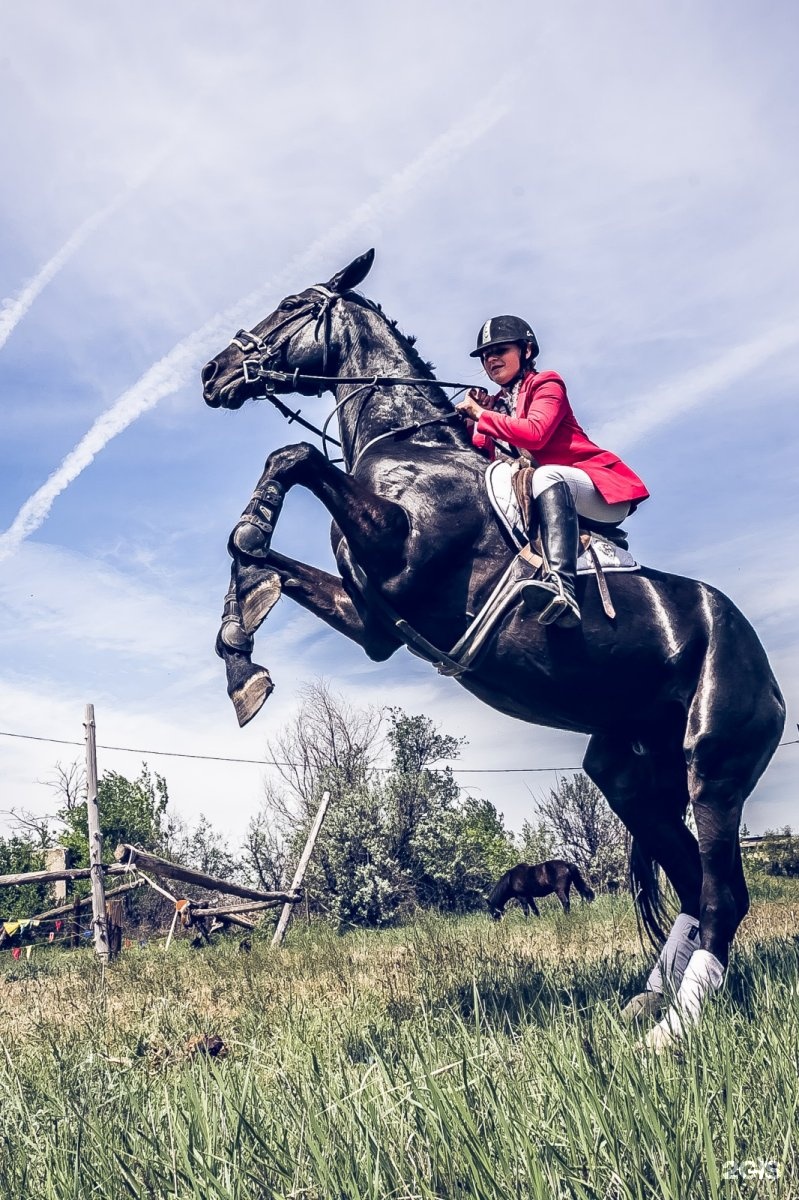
[521,481,581,627]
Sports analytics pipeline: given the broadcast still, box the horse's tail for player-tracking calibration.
[629,838,669,947]
[487,870,512,917]
[569,865,595,902]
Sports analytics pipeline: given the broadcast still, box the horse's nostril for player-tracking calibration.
[202,360,218,385]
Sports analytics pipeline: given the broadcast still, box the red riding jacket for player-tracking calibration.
[472,370,649,507]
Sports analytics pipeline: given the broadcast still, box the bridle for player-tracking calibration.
[226,286,472,466]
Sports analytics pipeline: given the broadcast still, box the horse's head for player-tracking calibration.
[202,249,375,409]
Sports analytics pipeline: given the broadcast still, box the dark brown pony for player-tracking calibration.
[488,860,595,919]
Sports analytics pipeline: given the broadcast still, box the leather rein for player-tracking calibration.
[228,286,472,466]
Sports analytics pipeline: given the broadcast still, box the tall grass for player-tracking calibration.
[0,890,797,1198]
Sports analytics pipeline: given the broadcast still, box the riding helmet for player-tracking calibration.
[470,315,539,358]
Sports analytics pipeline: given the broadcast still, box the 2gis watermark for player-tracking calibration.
[721,1158,781,1184]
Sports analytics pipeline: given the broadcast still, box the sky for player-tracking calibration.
[1,1,797,849]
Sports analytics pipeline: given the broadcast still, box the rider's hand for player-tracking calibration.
[456,388,488,421]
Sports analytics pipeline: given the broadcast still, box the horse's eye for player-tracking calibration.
[279,297,301,312]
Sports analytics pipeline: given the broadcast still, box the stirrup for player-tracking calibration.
[519,576,559,614]
[536,576,581,628]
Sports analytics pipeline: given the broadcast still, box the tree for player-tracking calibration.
[170,813,242,882]
[253,686,517,924]
[267,679,382,820]
[57,765,170,868]
[0,836,49,915]
[242,782,289,892]
[517,818,558,865]
[383,709,463,870]
[410,795,516,912]
[749,826,799,877]
[534,773,628,890]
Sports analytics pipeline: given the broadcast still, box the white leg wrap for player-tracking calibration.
[645,911,700,994]
[646,949,725,1049]
[675,949,725,1024]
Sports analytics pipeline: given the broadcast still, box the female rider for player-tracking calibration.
[455,315,649,628]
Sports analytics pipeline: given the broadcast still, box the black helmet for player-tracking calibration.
[469,315,539,359]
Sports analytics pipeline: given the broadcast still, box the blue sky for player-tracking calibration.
[1,1,797,844]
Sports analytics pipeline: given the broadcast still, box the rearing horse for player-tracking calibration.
[202,250,784,1049]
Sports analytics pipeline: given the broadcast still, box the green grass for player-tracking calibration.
[0,890,797,1198]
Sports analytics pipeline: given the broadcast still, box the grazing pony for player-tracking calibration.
[488,860,595,919]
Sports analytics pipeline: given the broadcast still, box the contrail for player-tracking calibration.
[0,83,512,562]
[0,146,175,354]
[0,205,113,351]
[596,320,799,452]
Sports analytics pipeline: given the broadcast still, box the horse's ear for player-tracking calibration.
[326,248,375,294]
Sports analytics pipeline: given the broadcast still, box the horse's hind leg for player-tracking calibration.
[584,731,703,921]
[645,768,762,1050]
[645,610,784,1049]
[584,732,704,1018]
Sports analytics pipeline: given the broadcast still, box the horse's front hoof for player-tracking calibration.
[621,991,666,1025]
[229,666,274,727]
[238,568,282,634]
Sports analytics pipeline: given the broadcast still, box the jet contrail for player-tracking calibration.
[0,205,113,351]
[595,320,799,452]
[0,144,178,354]
[0,83,512,562]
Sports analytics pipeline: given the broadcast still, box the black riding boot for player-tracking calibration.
[520,481,581,627]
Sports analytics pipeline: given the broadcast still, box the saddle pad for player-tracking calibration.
[485,459,640,574]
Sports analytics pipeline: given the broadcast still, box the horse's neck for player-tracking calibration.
[335,305,454,467]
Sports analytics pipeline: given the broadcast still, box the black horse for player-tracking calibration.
[202,250,784,1046]
[488,860,595,919]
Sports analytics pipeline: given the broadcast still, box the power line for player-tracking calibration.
[1,727,797,774]
[0,729,578,774]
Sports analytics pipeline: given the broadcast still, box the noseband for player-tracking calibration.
[227,287,471,465]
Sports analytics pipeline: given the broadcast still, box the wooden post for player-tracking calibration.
[84,704,111,964]
[43,847,70,903]
[272,790,331,948]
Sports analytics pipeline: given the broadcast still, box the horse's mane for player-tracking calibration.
[341,290,477,456]
[347,292,450,408]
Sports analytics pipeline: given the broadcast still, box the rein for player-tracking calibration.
[229,287,472,465]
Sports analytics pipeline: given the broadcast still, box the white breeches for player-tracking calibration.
[532,464,630,524]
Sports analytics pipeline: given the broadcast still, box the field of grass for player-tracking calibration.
[0,880,797,1199]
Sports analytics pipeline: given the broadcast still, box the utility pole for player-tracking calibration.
[84,704,111,963]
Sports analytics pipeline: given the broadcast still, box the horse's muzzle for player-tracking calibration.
[202,360,222,407]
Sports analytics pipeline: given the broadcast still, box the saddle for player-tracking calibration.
[486,460,639,620]
[486,460,639,569]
